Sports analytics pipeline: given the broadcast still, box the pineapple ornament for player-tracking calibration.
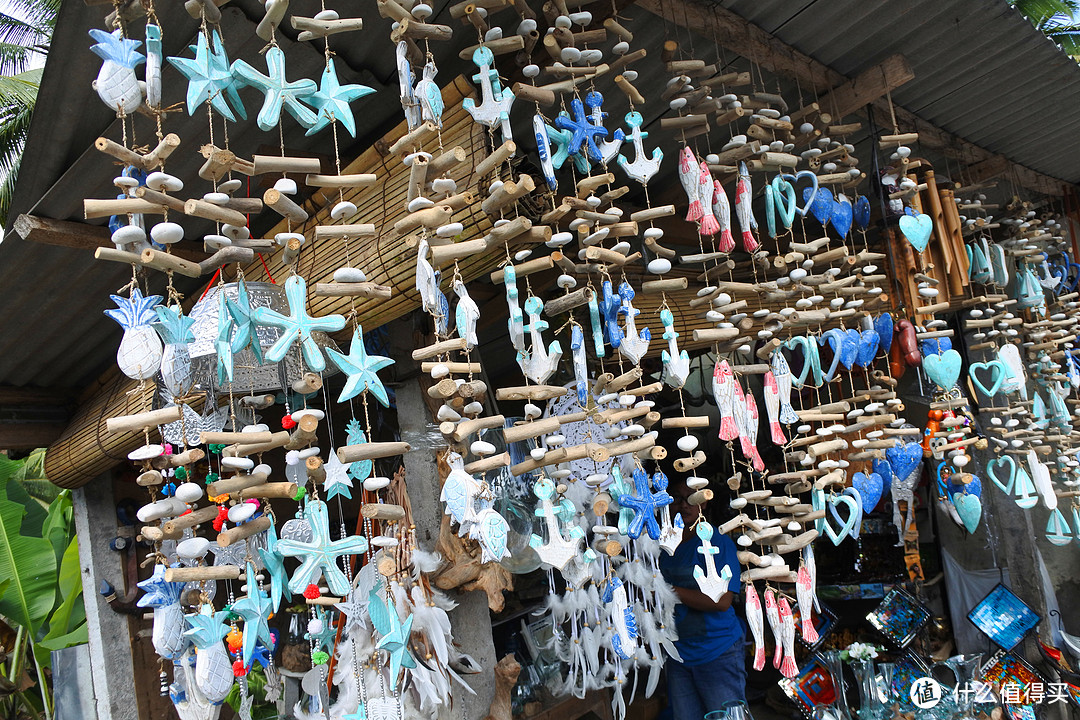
[105,288,164,381]
[184,606,235,704]
[88,28,145,114]
[153,305,196,397]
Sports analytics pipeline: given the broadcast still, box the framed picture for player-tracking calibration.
[866,586,931,648]
[791,603,837,650]
[890,652,931,708]
[981,650,1045,720]
[968,584,1040,651]
[779,655,838,718]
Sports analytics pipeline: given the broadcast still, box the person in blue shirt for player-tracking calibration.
[659,475,745,718]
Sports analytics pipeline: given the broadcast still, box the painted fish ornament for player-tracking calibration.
[763,371,787,445]
[533,113,558,191]
[796,565,819,644]
[804,543,820,612]
[105,289,163,380]
[743,391,765,471]
[732,378,750,451]
[778,597,799,679]
[770,351,800,424]
[396,41,421,130]
[745,584,766,671]
[735,162,759,252]
[714,360,738,441]
[712,180,735,253]
[145,23,162,109]
[697,161,721,236]
[570,324,589,406]
[602,577,638,660]
[89,29,145,113]
[679,147,704,223]
[764,587,783,670]
[453,279,479,349]
[471,507,510,562]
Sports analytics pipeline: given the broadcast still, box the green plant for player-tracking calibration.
[0,453,85,720]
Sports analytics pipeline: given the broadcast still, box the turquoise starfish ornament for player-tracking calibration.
[276,499,368,596]
[322,451,353,501]
[184,606,231,648]
[226,279,264,364]
[256,523,292,613]
[326,325,394,406]
[167,29,246,121]
[369,589,416,687]
[215,291,236,383]
[231,45,317,131]
[252,275,345,373]
[305,606,336,654]
[232,563,274,668]
[306,58,375,137]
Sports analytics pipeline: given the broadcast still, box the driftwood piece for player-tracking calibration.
[484,655,522,720]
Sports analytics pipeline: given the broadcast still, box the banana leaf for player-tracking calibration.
[0,457,56,635]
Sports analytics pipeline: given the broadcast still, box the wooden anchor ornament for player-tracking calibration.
[462,46,513,142]
[691,521,733,602]
[615,111,663,185]
[518,296,562,383]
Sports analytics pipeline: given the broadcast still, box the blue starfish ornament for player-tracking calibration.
[247,636,275,670]
[306,57,374,137]
[256,523,292,613]
[345,419,374,483]
[232,562,274,668]
[231,45,317,131]
[252,275,345,373]
[546,118,591,174]
[619,467,673,540]
[326,325,394,405]
[554,91,609,162]
[368,588,416,687]
[215,291,236,383]
[276,499,368,596]
[167,29,246,121]
[226,279,264,364]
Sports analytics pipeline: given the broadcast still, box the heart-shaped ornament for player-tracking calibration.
[953,493,982,535]
[852,471,884,512]
[969,360,1006,399]
[832,195,854,239]
[855,329,879,368]
[922,349,962,391]
[885,440,923,482]
[899,212,933,252]
[808,186,834,226]
[840,329,860,369]
[784,171,819,217]
[951,474,982,500]
[854,195,871,229]
[824,492,860,545]
[875,314,894,354]
[987,455,1016,494]
[770,175,797,231]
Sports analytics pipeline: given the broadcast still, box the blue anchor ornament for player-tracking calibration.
[619,467,674,540]
[305,57,375,137]
[546,118,592,174]
[326,325,394,406]
[231,45,317,131]
[660,308,690,389]
[587,91,624,164]
[396,41,422,130]
[462,45,514,142]
[533,113,558,190]
[368,589,417,687]
[518,296,562,383]
[169,29,246,120]
[529,477,585,570]
[615,111,663,185]
[615,281,651,364]
[232,562,274,668]
[692,521,732,602]
[554,91,610,163]
[570,324,589,406]
[276,499,369,596]
[252,275,346,373]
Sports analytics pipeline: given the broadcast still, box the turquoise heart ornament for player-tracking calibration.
[953,493,982,535]
[824,493,860,545]
[899,212,933,252]
[969,360,1006,399]
[987,455,1016,494]
[922,349,962,391]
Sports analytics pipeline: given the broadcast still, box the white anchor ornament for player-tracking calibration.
[462,46,513,142]
[692,521,732,602]
[529,477,584,570]
[660,308,690,388]
[518,296,562,384]
[616,111,663,185]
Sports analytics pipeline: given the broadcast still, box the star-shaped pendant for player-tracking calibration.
[231,45,317,131]
[136,564,186,608]
[334,587,367,634]
[215,291,236,383]
[305,606,336,654]
[306,58,374,137]
[276,499,368,597]
[326,325,394,406]
[226,279,264,364]
[232,562,275,668]
[344,419,373,483]
[168,29,246,121]
[256,524,292,613]
[184,605,231,649]
[322,451,353,501]
[252,275,345,373]
[368,589,416,688]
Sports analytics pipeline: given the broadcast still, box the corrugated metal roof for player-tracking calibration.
[1,0,1077,392]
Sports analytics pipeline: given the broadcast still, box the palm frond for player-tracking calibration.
[0,68,39,226]
[1011,0,1080,25]
[0,0,59,34]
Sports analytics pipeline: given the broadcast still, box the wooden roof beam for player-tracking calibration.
[817,54,914,121]
[13,214,207,263]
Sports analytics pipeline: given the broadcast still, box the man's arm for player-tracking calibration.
[673,586,735,612]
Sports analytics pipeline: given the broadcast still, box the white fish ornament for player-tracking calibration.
[735,162,759,252]
[745,584,766,671]
[679,147,705,223]
[764,587,783,670]
[712,180,735,253]
[713,359,738,441]
[770,351,800,423]
[743,391,765,471]
[796,565,819,644]
[763,371,787,445]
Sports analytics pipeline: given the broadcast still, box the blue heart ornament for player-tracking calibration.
[953,493,982,535]
[808,186,834,226]
[885,440,923,483]
[874,314,894,354]
[852,471,885,512]
[854,195,871,229]
[832,195,853,239]
[855,329,879,368]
